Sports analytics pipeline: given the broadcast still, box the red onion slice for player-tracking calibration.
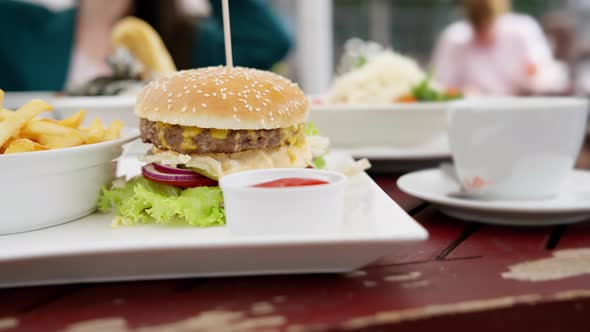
[152,162,197,175]
[142,163,218,188]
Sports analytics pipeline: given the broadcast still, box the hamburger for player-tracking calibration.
[137,66,314,179]
[99,66,327,226]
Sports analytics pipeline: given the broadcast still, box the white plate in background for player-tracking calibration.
[310,98,450,159]
[52,95,137,126]
[333,134,450,161]
[310,98,451,166]
[0,152,427,287]
[2,91,56,109]
[2,92,137,126]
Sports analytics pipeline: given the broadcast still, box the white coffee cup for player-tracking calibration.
[448,97,588,200]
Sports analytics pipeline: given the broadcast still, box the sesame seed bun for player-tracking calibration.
[135,66,309,130]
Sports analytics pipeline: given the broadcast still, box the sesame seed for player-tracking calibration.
[197,90,203,93]
[233,107,238,112]
[256,107,260,111]
[202,103,207,108]
[212,93,217,96]
[167,99,173,103]
[177,93,182,97]
[168,93,173,98]
[181,106,188,112]
[204,94,210,97]
[192,107,197,112]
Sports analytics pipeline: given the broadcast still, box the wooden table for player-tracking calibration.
[3,149,590,332]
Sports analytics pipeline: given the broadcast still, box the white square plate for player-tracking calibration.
[0,153,427,287]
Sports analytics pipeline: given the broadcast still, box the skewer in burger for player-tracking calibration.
[99,66,328,226]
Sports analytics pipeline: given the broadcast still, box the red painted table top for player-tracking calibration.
[3,140,590,331]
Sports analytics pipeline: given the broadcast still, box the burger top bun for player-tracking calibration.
[135,66,309,130]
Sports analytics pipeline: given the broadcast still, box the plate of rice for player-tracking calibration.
[310,50,460,154]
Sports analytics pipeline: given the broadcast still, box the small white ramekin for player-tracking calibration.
[219,168,346,236]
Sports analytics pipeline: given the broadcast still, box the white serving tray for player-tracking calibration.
[0,153,427,287]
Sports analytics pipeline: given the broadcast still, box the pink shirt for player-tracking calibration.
[432,14,558,95]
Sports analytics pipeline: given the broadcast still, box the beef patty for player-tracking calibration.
[140,119,305,154]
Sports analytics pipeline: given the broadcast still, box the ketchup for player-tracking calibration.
[253,178,330,188]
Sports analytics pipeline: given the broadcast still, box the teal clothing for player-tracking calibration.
[0,1,76,91]
[0,0,292,91]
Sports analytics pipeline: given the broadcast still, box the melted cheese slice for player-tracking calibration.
[142,143,313,179]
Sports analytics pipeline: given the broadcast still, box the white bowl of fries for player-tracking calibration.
[0,92,138,234]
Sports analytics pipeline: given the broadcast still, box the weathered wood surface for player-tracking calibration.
[3,140,590,331]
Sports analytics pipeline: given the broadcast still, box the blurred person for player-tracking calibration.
[431,0,568,96]
[0,0,292,91]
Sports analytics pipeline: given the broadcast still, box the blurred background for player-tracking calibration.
[4,0,590,96]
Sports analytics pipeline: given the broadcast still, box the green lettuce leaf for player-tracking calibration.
[305,122,328,169]
[311,155,326,169]
[98,177,225,227]
[305,122,320,136]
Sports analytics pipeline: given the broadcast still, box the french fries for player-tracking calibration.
[0,99,53,147]
[22,120,87,149]
[84,118,106,144]
[105,120,124,141]
[4,138,48,154]
[58,109,87,128]
[0,109,13,121]
[0,89,125,155]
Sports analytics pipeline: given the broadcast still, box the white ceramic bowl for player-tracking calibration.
[448,97,588,200]
[0,129,139,235]
[310,101,448,148]
[219,169,346,236]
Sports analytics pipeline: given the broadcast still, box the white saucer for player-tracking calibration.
[397,168,590,226]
